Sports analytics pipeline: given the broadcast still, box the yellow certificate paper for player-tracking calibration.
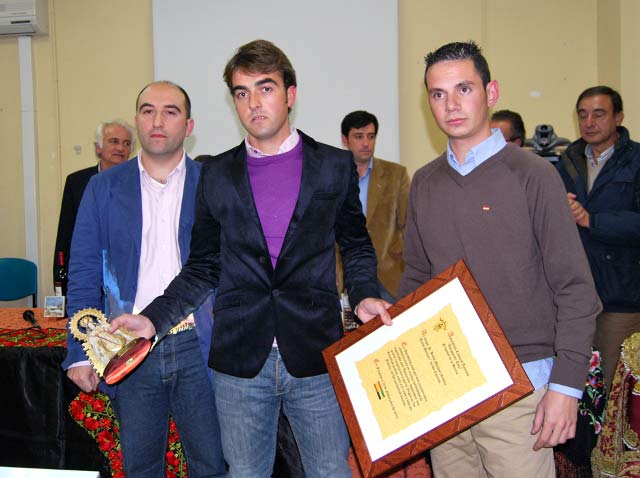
[355,304,486,439]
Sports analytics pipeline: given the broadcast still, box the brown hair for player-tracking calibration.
[223,39,297,93]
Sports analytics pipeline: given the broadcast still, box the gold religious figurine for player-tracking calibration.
[69,308,151,384]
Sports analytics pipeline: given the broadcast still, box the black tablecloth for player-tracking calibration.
[0,345,109,476]
[0,340,305,478]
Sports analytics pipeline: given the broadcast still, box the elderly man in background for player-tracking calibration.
[53,119,134,286]
[556,85,640,389]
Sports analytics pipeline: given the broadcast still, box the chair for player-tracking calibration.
[0,258,38,307]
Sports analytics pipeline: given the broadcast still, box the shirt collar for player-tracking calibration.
[585,142,615,167]
[446,129,507,176]
[245,126,300,157]
[137,149,186,186]
[358,157,374,181]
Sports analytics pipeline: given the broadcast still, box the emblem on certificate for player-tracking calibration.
[69,308,152,385]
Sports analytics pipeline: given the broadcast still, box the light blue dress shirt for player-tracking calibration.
[358,158,373,216]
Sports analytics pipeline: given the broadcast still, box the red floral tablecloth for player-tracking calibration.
[0,327,66,347]
[70,391,187,478]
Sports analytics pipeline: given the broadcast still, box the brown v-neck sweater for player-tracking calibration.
[399,144,601,390]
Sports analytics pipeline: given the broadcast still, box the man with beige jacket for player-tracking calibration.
[339,110,410,300]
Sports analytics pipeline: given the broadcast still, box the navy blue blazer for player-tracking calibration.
[62,156,213,370]
[143,131,380,378]
[557,126,640,312]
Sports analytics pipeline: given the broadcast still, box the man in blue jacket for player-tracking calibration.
[557,85,640,389]
[62,81,227,478]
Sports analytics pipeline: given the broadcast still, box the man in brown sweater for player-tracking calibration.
[398,41,601,477]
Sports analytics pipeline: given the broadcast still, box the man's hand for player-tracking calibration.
[356,298,393,325]
[531,389,578,451]
[109,314,156,340]
[567,193,590,228]
[67,365,100,392]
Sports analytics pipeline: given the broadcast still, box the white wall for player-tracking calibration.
[152,0,400,161]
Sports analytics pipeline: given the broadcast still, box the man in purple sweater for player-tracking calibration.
[110,40,392,478]
[398,41,601,477]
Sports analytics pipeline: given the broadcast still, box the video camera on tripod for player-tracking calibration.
[524,124,570,162]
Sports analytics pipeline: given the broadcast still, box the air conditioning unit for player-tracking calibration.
[0,0,48,36]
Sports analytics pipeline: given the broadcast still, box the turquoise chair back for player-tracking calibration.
[0,258,37,306]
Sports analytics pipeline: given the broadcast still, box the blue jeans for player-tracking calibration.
[214,348,351,478]
[112,329,227,478]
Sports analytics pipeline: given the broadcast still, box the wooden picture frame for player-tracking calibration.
[323,260,533,477]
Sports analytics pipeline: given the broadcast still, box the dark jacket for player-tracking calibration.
[556,126,640,312]
[53,165,99,285]
[143,131,380,378]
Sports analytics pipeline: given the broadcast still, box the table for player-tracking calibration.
[0,309,109,476]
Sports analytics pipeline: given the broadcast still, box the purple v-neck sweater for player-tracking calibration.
[247,140,303,268]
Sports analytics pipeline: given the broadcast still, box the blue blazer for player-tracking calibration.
[143,131,380,378]
[62,156,213,370]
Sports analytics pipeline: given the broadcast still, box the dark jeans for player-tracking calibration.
[113,329,227,478]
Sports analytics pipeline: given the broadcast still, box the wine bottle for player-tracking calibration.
[54,251,68,298]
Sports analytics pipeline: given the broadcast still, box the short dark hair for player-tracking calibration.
[135,81,192,119]
[576,85,623,114]
[424,41,491,88]
[341,111,379,137]
[223,39,297,93]
[491,109,526,144]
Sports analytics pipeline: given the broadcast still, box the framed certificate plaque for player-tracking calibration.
[323,260,534,477]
